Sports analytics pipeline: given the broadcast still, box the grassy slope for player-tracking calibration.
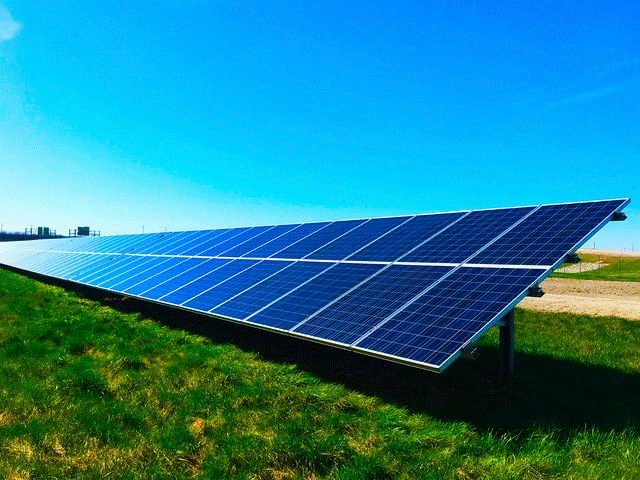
[0,269,639,479]
[551,253,640,282]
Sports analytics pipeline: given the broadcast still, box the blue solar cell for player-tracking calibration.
[273,219,365,259]
[198,226,277,257]
[16,251,60,272]
[95,256,159,289]
[183,260,291,312]
[402,206,535,264]
[153,231,207,255]
[10,240,64,268]
[245,222,330,258]
[180,228,246,256]
[157,258,248,304]
[53,253,109,277]
[293,265,451,345]
[355,266,543,368]
[127,233,172,254]
[49,252,108,280]
[70,255,132,283]
[212,261,332,320]
[220,224,299,257]
[13,238,54,256]
[162,229,226,256]
[349,212,467,262]
[132,231,194,255]
[65,234,97,249]
[125,257,212,296]
[109,256,186,291]
[306,216,410,261]
[56,254,108,281]
[247,263,383,331]
[73,255,129,285]
[471,200,628,266]
[58,237,91,253]
[71,235,114,253]
[42,253,95,278]
[4,248,40,267]
[96,234,153,253]
[94,235,142,253]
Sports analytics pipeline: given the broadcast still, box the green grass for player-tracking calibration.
[551,252,640,282]
[0,269,639,479]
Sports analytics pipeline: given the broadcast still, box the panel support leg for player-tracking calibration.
[499,309,515,378]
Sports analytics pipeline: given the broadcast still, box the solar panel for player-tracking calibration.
[304,216,409,260]
[246,222,330,258]
[354,266,544,368]
[293,264,452,345]
[247,262,384,331]
[183,259,292,311]
[274,219,366,259]
[131,258,219,298]
[348,212,466,262]
[0,198,629,372]
[212,260,332,320]
[401,206,535,264]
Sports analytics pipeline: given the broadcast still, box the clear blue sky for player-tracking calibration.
[1,1,638,250]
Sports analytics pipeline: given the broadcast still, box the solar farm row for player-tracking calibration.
[0,199,629,371]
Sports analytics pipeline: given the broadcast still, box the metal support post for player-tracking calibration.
[499,309,515,378]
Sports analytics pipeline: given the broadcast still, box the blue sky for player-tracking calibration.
[0,1,638,250]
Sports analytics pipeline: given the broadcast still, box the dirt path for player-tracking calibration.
[518,278,640,319]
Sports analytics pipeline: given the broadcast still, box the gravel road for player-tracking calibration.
[518,278,640,319]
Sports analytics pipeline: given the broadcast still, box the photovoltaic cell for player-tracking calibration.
[128,233,171,254]
[293,265,451,345]
[109,256,186,291]
[273,219,365,259]
[183,260,291,312]
[349,212,467,262]
[244,222,330,258]
[163,229,228,256]
[71,255,135,283]
[53,254,104,281]
[197,226,274,257]
[402,206,535,264]
[355,267,543,367]
[0,198,629,373]
[212,260,332,320]
[71,235,117,253]
[305,216,409,260]
[17,251,65,273]
[246,263,383,331]
[44,253,99,278]
[95,256,159,289]
[180,228,245,256]
[220,224,299,257]
[126,257,211,297]
[102,234,159,254]
[133,230,198,255]
[158,258,248,304]
[60,237,94,253]
[472,200,626,266]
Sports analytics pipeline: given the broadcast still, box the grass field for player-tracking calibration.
[551,252,640,282]
[1,268,639,479]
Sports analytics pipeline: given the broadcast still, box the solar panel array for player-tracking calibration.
[0,198,629,371]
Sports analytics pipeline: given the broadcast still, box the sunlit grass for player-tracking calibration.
[551,253,640,282]
[0,268,639,478]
